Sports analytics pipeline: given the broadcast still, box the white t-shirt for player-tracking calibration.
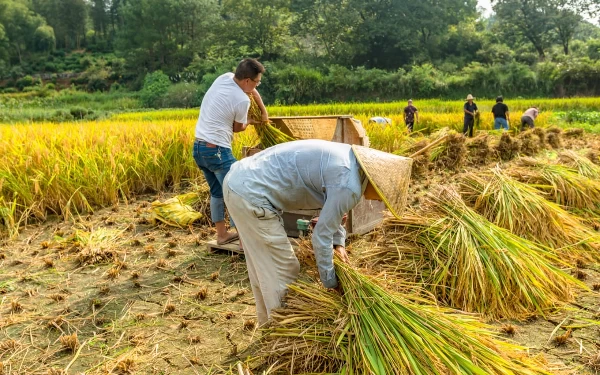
[195,73,250,148]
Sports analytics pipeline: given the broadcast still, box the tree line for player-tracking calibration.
[0,0,599,103]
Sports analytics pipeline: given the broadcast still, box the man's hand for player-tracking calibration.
[334,245,349,263]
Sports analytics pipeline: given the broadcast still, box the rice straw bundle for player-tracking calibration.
[511,157,600,210]
[256,261,552,374]
[64,228,124,265]
[428,128,466,170]
[150,192,204,228]
[247,94,295,149]
[558,150,600,179]
[364,186,582,319]
[460,168,600,261]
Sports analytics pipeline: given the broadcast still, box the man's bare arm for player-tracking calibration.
[252,89,269,122]
[233,121,248,133]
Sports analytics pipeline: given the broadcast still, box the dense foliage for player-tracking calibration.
[0,0,599,104]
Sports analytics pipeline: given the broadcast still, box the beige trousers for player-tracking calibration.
[223,178,300,325]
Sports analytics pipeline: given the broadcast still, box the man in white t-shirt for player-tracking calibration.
[193,58,268,245]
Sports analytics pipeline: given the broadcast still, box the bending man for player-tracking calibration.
[223,139,412,325]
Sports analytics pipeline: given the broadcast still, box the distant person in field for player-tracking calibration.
[403,99,418,132]
[463,94,478,138]
[520,107,539,131]
[368,117,392,126]
[193,58,268,246]
[491,96,510,131]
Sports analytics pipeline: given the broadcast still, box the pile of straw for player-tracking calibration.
[511,157,600,210]
[358,186,582,319]
[252,260,552,374]
[461,167,600,262]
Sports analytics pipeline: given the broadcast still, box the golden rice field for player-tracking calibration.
[1,97,600,374]
[0,97,596,238]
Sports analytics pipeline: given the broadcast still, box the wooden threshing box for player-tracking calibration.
[242,115,385,237]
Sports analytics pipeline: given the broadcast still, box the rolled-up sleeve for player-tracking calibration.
[312,187,361,289]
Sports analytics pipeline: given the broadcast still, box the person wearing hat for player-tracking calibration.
[403,99,419,133]
[223,139,412,325]
[491,96,510,131]
[463,94,478,137]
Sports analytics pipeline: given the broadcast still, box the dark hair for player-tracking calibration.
[496,96,503,103]
[234,58,265,80]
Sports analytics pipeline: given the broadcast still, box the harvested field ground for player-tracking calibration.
[1,129,600,374]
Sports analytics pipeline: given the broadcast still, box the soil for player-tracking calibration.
[1,130,600,374]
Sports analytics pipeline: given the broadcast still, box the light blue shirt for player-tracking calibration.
[227,140,366,288]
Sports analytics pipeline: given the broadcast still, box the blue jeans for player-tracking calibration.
[192,140,237,226]
[494,118,509,130]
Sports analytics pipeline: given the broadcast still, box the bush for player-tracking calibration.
[50,109,74,122]
[45,83,56,90]
[160,83,201,108]
[2,88,17,94]
[44,62,57,72]
[140,71,171,108]
[70,106,94,119]
[16,75,34,90]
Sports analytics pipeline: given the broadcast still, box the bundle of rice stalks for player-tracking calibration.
[367,186,582,319]
[518,130,541,156]
[461,168,600,261]
[395,137,430,177]
[465,133,491,165]
[248,94,295,149]
[64,228,124,265]
[429,128,465,170]
[587,149,600,165]
[546,127,562,149]
[255,261,552,374]
[511,157,600,211]
[532,127,546,147]
[558,150,600,179]
[564,128,584,138]
[496,132,521,161]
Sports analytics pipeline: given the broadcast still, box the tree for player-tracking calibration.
[116,0,215,75]
[32,0,88,49]
[0,0,46,63]
[492,0,554,59]
[33,25,56,53]
[90,0,109,38]
[221,0,291,59]
[548,0,598,55]
[290,0,360,63]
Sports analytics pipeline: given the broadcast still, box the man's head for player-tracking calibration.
[234,58,265,93]
[496,96,503,103]
[466,94,474,103]
[408,99,413,105]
